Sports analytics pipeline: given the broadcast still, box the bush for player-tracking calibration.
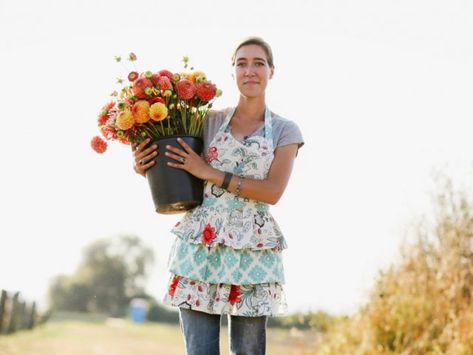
[315,178,473,354]
[146,301,179,324]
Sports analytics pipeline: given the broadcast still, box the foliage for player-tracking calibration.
[314,177,473,354]
[268,311,336,331]
[48,235,154,317]
[146,301,179,324]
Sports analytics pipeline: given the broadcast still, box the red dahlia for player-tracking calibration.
[196,81,216,102]
[128,71,139,82]
[158,76,173,91]
[149,96,165,104]
[176,79,196,100]
[158,69,174,81]
[91,136,107,153]
[132,77,153,99]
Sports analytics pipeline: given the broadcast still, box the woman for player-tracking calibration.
[132,37,304,355]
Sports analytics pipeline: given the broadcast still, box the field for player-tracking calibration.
[0,312,319,355]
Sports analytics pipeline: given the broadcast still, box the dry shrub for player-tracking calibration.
[315,178,473,354]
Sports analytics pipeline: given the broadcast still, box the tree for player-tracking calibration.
[49,235,154,316]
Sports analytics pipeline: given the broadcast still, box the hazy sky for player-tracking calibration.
[1,0,472,315]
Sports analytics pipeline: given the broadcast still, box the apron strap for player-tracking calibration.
[219,107,273,142]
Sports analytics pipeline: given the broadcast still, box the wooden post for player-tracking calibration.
[18,301,27,330]
[6,292,20,334]
[27,302,36,330]
[0,290,7,334]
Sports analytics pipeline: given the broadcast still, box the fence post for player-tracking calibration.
[19,301,27,330]
[6,292,20,334]
[0,290,7,334]
[27,302,36,330]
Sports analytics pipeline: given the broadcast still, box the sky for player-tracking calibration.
[0,0,472,316]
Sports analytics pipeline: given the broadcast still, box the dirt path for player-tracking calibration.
[0,317,318,355]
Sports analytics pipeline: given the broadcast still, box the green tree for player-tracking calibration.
[49,235,154,316]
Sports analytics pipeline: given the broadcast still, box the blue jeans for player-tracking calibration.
[179,308,267,355]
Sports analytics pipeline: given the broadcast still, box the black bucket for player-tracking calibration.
[145,135,204,214]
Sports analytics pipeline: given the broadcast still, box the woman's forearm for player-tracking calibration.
[203,144,298,205]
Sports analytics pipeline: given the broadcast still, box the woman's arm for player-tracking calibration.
[166,138,299,205]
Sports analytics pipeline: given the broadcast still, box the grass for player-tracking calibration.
[0,312,319,355]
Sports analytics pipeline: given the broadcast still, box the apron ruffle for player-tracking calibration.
[167,238,285,285]
[163,274,288,317]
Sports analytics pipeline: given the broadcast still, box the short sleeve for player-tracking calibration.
[275,120,304,150]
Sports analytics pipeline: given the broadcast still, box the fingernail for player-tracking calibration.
[152,145,157,149]
[177,138,182,141]
[166,145,170,149]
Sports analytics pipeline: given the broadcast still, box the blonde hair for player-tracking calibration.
[231,36,274,68]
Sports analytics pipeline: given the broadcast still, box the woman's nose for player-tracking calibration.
[245,66,255,76]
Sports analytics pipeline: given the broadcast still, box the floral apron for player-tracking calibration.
[163,107,288,316]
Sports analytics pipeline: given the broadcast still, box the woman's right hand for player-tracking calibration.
[132,138,158,177]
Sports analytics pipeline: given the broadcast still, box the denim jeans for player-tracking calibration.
[179,308,267,355]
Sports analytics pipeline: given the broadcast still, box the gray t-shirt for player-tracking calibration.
[203,108,304,158]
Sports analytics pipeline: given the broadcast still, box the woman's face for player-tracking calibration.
[233,44,274,99]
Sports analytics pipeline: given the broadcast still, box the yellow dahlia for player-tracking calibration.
[132,100,150,124]
[116,110,134,130]
[149,103,168,122]
[189,70,206,83]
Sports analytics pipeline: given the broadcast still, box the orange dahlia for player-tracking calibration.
[116,110,134,130]
[132,100,150,124]
[149,102,168,122]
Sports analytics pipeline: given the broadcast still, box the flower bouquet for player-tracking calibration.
[91,53,221,214]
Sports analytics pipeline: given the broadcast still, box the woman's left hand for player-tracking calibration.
[165,138,212,180]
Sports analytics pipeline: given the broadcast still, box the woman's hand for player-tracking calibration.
[165,138,212,180]
[131,138,158,177]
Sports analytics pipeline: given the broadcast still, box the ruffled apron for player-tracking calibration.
[163,107,288,316]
